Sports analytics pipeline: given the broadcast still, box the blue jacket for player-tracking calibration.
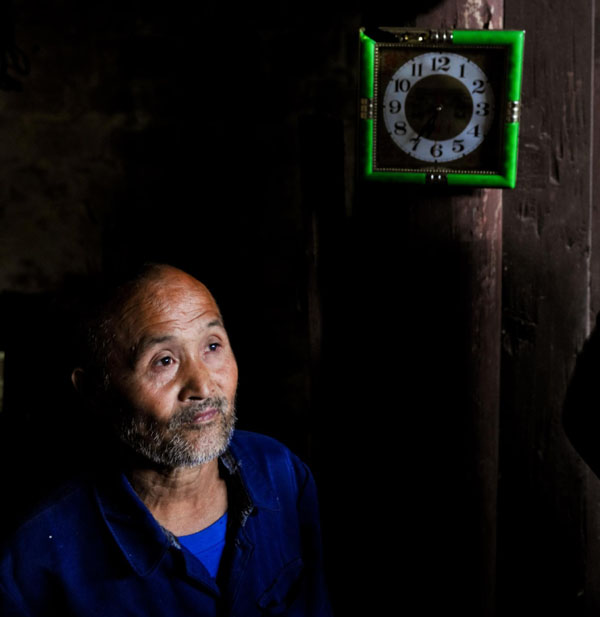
[0,431,332,616]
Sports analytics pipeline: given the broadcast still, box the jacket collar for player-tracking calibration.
[93,470,172,577]
[92,431,279,577]
[223,435,281,514]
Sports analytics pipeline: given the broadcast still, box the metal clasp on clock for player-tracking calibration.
[506,101,520,123]
[426,173,448,185]
[360,97,374,119]
[378,27,453,44]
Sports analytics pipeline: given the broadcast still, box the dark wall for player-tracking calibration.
[0,0,361,457]
[0,1,364,613]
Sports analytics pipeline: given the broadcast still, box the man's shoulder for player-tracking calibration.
[228,430,311,494]
[2,479,96,547]
[229,430,305,469]
[230,429,293,455]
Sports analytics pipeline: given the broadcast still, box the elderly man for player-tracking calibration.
[0,264,332,616]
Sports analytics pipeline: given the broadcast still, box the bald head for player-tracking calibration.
[115,266,222,367]
[74,264,222,397]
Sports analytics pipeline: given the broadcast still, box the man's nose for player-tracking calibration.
[178,359,214,401]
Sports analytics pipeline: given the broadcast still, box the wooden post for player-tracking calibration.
[499,0,594,614]
[413,3,503,615]
[345,1,504,612]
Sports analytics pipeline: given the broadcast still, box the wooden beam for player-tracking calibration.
[412,3,503,615]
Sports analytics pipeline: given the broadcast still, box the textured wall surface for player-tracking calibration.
[0,1,131,290]
[0,1,362,292]
[500,0,595,614]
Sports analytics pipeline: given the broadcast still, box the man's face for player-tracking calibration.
[103,267,238,468]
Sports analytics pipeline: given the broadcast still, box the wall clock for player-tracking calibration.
[359,27,525,187]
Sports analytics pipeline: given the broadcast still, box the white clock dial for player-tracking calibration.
[382,51,495,163]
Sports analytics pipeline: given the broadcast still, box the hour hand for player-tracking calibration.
[417,104,442,139]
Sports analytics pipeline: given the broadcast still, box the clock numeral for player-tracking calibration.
[388,100,402,114]
[467,125,481,137]
[475,102,490,116]
[432,56,450,72]
[411,63,422,77]
[459,64,466,78]
[430,143,443,158]
[409,136,421,151]
[395,79,411,93]
[472,79,485,94]
[393,121,407,135]
[452,139,465,153]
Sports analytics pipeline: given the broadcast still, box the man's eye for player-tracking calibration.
[156,356,174,367]
[208,343,221,352]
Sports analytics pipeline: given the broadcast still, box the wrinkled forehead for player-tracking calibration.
[112,268,222,345]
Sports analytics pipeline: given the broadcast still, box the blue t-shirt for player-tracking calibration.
[178,512,228,578]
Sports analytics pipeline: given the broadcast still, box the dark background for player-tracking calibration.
[1,0,600,615]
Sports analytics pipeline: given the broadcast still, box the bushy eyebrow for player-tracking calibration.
[129,335,174,367]
[206,318,224,329]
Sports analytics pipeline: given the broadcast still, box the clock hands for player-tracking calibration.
[417,103,443,139]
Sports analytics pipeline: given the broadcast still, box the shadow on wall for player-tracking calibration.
[0,0,29,91]
[563,315,600,477]
[0,284,90,536]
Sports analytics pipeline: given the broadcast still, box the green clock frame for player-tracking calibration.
[359,27,525,188]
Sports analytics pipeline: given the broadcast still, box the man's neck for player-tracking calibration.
[127,459,228,536]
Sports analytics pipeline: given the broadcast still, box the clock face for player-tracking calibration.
[363,29,524,185]
[382,52,495,163]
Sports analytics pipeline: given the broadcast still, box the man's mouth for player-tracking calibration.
[168,397,227,429]
[192,408,218,424]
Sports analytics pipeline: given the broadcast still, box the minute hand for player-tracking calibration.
[417,104,443,139]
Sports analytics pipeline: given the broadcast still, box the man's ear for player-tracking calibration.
[71,368,86,395]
